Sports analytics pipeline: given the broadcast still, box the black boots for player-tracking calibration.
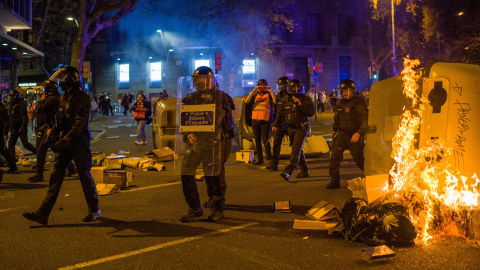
[266,160,278,171]
[23,211,48,226]
[326,179,341,189]
[83,210,102,222]
[180,207,204,223]
[27,173,44,182]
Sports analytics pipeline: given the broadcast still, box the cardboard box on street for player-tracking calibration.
[293,219,339,230]
[103,170,132,188]
[90,167,106,184]
[146,147,175,162]
[236,150,254,163]
[306,201,341,221]
[104,154,126,170]
[274,201,291,213]
[92,152,106,166]
[96,183,119,196]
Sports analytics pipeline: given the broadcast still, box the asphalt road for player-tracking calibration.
[1,111,479,270]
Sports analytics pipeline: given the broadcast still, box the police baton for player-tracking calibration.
[263,130,276,148]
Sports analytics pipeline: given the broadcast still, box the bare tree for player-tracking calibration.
[71,0,140,75]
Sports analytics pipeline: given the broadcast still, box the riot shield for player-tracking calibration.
[174,75,224,176]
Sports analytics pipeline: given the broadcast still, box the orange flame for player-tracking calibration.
[387,57,480,245]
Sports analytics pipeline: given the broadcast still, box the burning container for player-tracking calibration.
[365,62,480,178]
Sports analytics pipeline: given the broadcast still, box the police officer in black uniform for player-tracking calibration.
[27,80,77,182]
[0,95,18,175]
[204,85,235,209]
[266,77,290,171]
[179,66,225,223]
[7,89,36,164]
[23,66,100,225]
[327,79,368,189]
[279,79,315,182]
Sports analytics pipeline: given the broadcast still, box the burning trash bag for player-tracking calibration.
[341,198,416,246]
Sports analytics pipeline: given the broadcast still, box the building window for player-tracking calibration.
[338,55,352,83]
[118,63,129,88]
[195,60,210,70]
[149,62,162,88]
[338,14,355,46]
[303,13,329,45]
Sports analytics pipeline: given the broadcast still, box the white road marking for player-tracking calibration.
[59,222,258,270]
[119,182,181,193]
[0,207,26,213]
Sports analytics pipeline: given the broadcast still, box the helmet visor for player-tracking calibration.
[192,75,214,91]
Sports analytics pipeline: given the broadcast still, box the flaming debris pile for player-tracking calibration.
[385,58,480,244]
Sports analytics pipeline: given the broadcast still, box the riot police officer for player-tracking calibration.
[7,89,36,164]
[266,77,290,171]
[179,66,225,222]
[204,88,235,209]
[27,80,76,182]
[0,95,17,175]
[327,79,368,189]
[23,66,100,225]
[279,79,315,182]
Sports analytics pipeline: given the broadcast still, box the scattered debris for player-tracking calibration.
[65,194,69,197]
[362,245,395,263]
[145,147,175,162]
[274,201,291,213]
[96,183,119,196]
[122,157,155,171]
[119,150,130,155]
[306,201,340,221]
[236,150,254,163]
[347,177,368,201]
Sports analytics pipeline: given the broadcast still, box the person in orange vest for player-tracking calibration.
[132,93,151,145]
[245,79,275,165]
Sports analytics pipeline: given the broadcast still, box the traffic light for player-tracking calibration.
[372,70,378,79]
[368,66,378,80]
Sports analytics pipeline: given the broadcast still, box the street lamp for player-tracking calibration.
[156,30,169,90]
[66,17,79,27]
[166,49,173,91]
[437,12,464,57]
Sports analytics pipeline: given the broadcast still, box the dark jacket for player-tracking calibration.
[0,102,9,136]
[36,94,60,130]
[280,93,315,126]
[333,96,368,136]
[8,98,29,132]
[272,91,290,128]
[56,86,91,143]
[132,100,151,120]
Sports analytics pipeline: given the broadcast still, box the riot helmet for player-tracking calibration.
[42,80,59,96]
[289,79,303,95]
[8,89,21,103]
[257,79,268,86]
[276,76,289,93]
[191,66,215,91]
[338,79,356,100]
[49,65,80,90]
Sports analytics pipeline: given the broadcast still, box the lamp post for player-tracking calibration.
[166,49,173,91]
[437,12,464,57]
[156,30,169,90]
[391,0,397,76]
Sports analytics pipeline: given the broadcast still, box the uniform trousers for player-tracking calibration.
[284,126,308,174]
[329,132,364,181]
[36,138,99,218]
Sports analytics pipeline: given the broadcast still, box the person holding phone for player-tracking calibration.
[245,79,275,165]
